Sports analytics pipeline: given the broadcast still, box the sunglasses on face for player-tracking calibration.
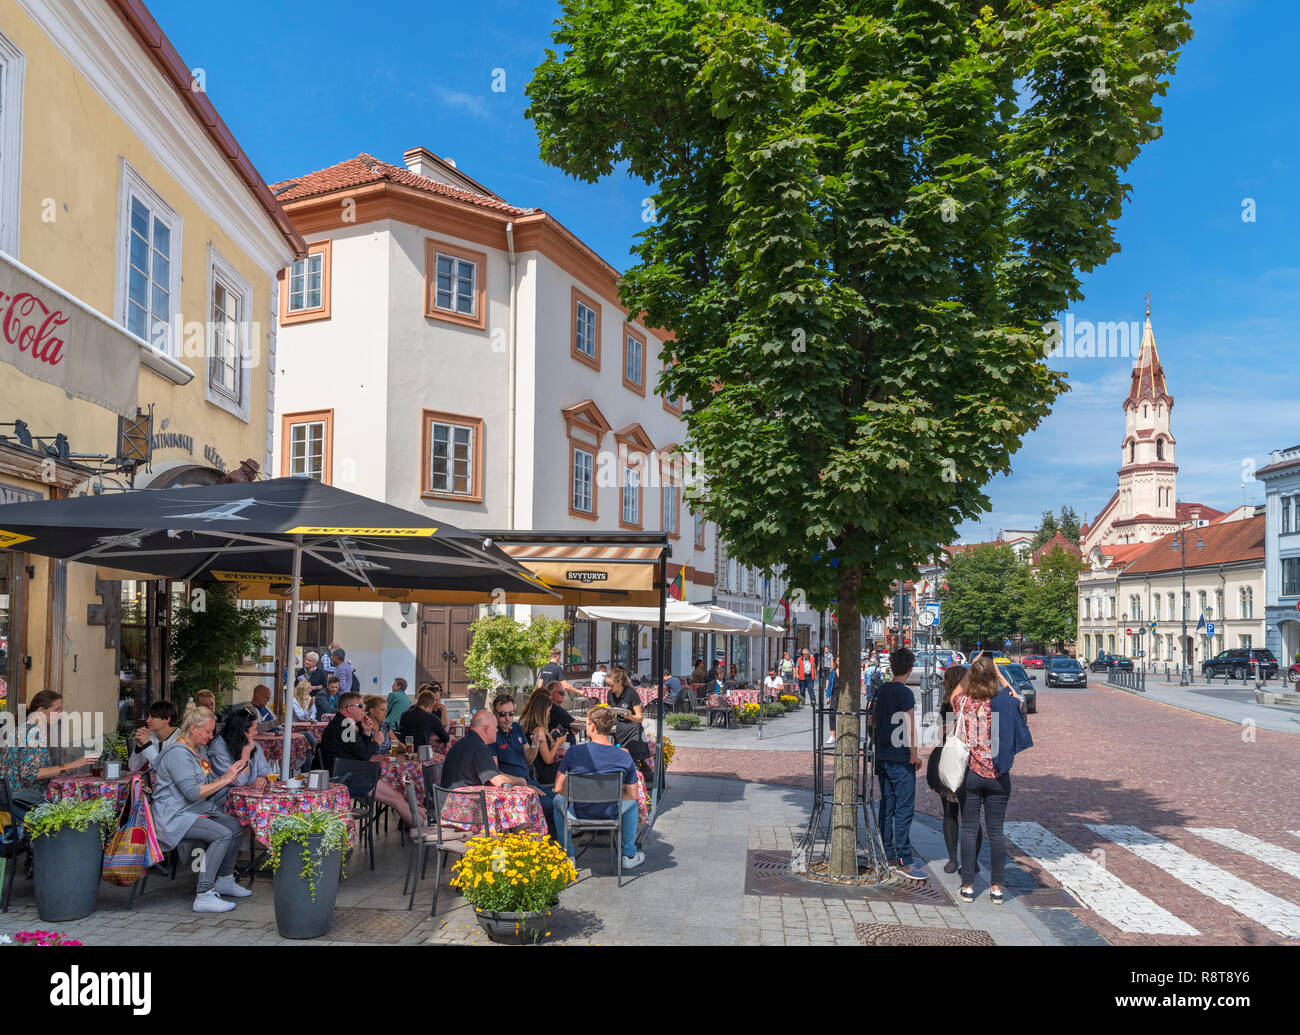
[496,710,514,718]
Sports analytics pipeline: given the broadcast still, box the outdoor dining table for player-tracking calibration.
[579,685,669,706]
[375,752,443,796]
[255,731,310,773]
[224,782,355,848]
[438,784,547,836]
[725,688,761,706]
[45,773,133,807]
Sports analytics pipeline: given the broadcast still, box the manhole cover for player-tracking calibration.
[320,907,428,943]
[745,850,953,905]
[1018,888,1079,909]
[855,922,996,946]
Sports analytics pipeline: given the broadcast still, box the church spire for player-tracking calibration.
[1125,296,1173,411]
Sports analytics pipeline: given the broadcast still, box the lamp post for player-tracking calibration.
[1171,519,1204,686]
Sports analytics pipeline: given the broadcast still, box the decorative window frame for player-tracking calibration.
[563,400,610,522]
[114,158,183,358]
[694,511,706,551]
[614,424,654,531]
[571,287,601,370]
[279,239,331,325]
[425,238,486,330]
[420,409,484,503]
[622,325,647,396]
[0,31,25,258]
[205,244,253,422]
[659,444,682,540]
[280,408,334,484]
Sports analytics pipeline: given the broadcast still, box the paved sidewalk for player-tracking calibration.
[0,775,1078,947]
[1101,676,1300,733]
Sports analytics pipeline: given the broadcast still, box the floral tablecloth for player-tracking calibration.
[579,685,669,706]
[724,689,761,706]
[45,774,133,807]
[438,784,547,836]
[376,754,443,796]
[255,732,311,772]
[224,783,354,848]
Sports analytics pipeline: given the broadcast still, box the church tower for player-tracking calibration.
[1116,297,1177,530]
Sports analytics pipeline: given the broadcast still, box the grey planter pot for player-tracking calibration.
[474,905,556,944]
[32,824,106,922]
[273,834,342,939]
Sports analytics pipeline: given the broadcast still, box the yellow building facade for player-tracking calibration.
[0,0,302,725]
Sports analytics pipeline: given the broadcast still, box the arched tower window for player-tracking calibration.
[1156,439,1164,461]
[1143,405,1148,420]
[1130,441,1136,463]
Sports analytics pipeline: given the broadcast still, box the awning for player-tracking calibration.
[576,600,750,632]
[702,604,786,638]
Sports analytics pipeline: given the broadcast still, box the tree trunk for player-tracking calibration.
[830,568,862,877]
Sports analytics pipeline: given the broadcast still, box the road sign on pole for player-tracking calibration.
[1207,622,1215,637]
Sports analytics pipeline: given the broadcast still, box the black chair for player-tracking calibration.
[424,785,488,916]
[401,781,470,914]
[420,759,445,815]
[331,758,381,870]
[562,772,629,887]
[0,778,32,912]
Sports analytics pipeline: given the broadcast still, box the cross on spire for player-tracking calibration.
[1146,291,1150,318]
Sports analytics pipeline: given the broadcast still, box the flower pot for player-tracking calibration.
[273,833,342,939]
[672,722,696,731]
[474,904,555,944]
[32,824,106,922]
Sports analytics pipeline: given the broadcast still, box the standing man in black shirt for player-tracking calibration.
[536,647,569,692]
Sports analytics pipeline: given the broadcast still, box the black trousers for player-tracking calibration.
[941,795,983,868]
[960,770,1010,886]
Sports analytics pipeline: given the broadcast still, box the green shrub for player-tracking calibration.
[665,712,700,728]
[267,810,348,902]
[24,798,117,843]
[761,703,785,718]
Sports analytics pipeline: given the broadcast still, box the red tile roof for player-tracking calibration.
[1032,534,1082,565]
[1097,542,1151,565]
[1119,516,1264,576]
[271,154,534,216]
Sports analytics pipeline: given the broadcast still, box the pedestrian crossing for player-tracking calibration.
[1003,821,1300,939]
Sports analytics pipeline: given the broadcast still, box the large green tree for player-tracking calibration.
[527,0,1190,874]
[1021,544,1085,651]
[941,545,1028,649]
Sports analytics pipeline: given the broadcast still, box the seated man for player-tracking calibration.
[690,658,707,684]
[398,689,449,748]
[314,675,340,719]
[546,682,582,745]
[250,684,275,723]
[590,663,609,687]
[661,672,684,710]
[440,709,526,790]
[763,667,785,702]
[321,692,424,826]
[552,707,644,870]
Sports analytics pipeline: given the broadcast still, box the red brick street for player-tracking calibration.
[672,685,1300,945]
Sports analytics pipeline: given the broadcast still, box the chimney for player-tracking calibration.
[403,146,441,179]
[1190,506,1200,525]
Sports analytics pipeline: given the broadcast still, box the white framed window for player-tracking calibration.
[575,301,597,359]
[622,466,640,526]
[206,246,252,419]
[289,251,324,313]
[0,31,25,258]
[1239,634,1253,649]
[434,251,477,316]
[694,512,705,549]
[288,420,327,481]
[572,448,594,514]
[116,160,182,355]
[431,423,472,493]
[625,334,643,387]
[1152,596,1160,621]
[663,483,679,536]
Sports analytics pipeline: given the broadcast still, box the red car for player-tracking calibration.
[1022,655,1046,669]
[1289,663,1299,684]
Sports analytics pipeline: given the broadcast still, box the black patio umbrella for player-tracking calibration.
[0,477,555,776]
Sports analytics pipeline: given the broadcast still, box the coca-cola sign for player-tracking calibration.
[0,253,139,416]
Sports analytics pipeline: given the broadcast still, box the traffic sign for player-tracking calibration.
[1207,622,1215,637]
[1125,628,1132,635]
[1135,650,1146,658]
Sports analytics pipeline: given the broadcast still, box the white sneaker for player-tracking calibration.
[193,890,235,914]
[623,851,646,870]
[214,874,252,899]
[824,735,836,746]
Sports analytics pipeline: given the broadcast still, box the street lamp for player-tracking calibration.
[1170,521,1204,685]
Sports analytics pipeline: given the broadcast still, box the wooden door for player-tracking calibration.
[417,605,451,690]
[448,607,475,697]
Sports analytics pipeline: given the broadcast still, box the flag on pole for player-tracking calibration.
[762,606,777,624]
[779,592,790,624]
[668,569,685,601]
[1195,614,1207,633]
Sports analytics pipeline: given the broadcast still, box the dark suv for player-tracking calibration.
[1045,657,1087,688]
[1089,652,1132,673]
[1201,648,1279,680]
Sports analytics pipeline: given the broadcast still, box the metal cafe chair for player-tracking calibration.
[331,758,381,871]
[424,784,489,917]
[561,772,629,887]
[401,781,470,913]
[0,778,32,913]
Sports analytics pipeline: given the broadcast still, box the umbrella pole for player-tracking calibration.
[280,535,303,782]
[654,554,666,813]
[759,582,766,741]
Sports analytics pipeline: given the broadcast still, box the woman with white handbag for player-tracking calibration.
[928,665,982,874]
[947,655,1033,904]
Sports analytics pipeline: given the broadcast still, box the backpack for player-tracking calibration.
[351,669,361,693]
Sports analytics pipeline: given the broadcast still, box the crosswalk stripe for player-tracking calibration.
[1187,828,1300,881]
[1003,821,1198,935]
[1089,824,1300,939]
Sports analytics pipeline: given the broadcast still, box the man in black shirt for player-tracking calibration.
[321,692,424,825]
[440,710,524,789]
[398,689,449,748]
[536,647,569,691]
[546,683,581,745]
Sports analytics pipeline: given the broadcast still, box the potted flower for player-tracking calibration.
[2,930,83,946]
[267,810,347,939]
[665,712,700,731]
[736,703,760,725]
[779,694,800,712]
[451,831,577,944]
[24,798,117,922]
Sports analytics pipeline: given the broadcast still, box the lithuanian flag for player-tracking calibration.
[668,569,685,601]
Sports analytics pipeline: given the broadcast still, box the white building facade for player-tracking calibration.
[271,149,713,695]
[1257,445,1300,667]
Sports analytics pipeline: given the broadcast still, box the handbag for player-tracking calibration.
[101,774,165,886]
[937,701,971,793]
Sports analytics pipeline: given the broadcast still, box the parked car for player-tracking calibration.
[1201,648,1280,680]
[1022,655,1046,669]
[1289,663,1299,684]
[1045,657,1087,688]
[998,662,1037,715]
[1089,652,1131,673]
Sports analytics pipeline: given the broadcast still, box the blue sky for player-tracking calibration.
[153,0,1299,542]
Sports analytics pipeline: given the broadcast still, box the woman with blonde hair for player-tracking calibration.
[950,654,1032,904]
[363,695,392,751]
[292,679,317,722]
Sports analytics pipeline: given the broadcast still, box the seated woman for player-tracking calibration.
[207,706,273,800]
[151,706,253,914]
[364,696,393,752]
[129,699,180,773]
[291,679,318,722]
[0,690,97,824]
[519,687,565,790]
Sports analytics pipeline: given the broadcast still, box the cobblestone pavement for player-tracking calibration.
[670,683,1300,945]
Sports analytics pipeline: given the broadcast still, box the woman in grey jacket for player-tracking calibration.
[151,706,251,914]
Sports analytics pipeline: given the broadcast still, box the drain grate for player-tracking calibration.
[1018,888,1079,909]
[745,850,953,905]
[318,907,429,944]
[855,922,996,946]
